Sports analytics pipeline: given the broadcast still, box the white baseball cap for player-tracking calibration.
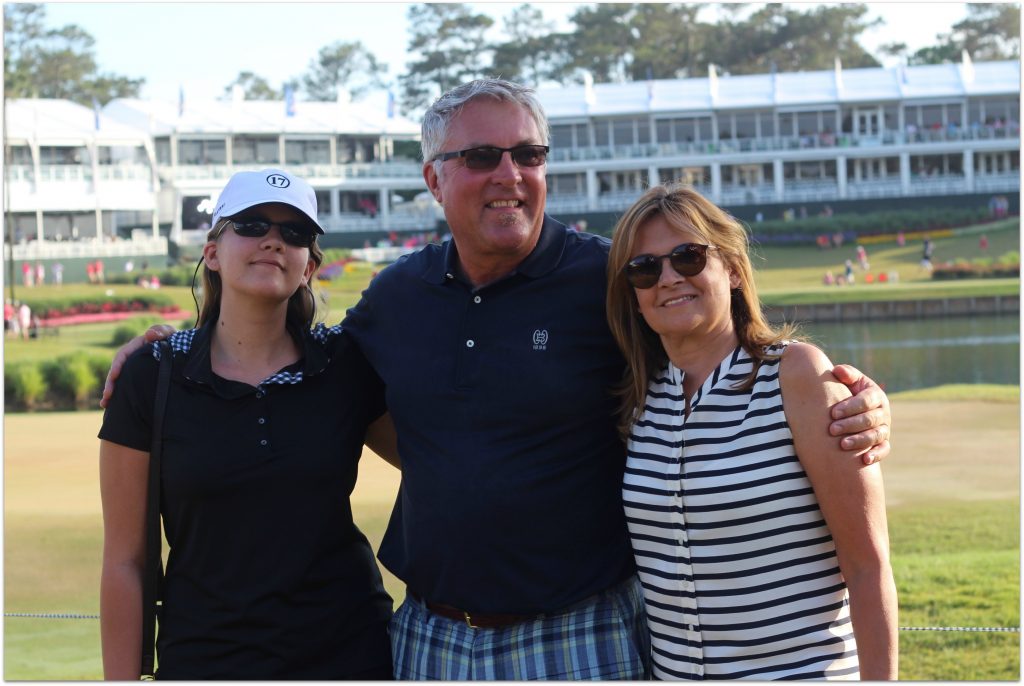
[212,168,324,234]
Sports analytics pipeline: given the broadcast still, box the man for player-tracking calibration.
[104,79,890,680]
[339,80,891,679]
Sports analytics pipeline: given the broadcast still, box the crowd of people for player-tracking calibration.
[19,261,63,288]
[4,299,37,339]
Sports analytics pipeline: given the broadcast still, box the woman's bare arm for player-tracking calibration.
[781,343,898,680]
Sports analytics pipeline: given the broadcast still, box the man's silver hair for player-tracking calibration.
[421,78,550,164]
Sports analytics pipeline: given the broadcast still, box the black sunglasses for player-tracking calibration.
[623,243,717,289]
[229,219,317,248]
[436,144,549,171]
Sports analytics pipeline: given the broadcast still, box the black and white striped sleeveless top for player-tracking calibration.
[623,344,859,680]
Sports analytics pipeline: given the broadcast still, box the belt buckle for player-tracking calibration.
[463,611,480,629]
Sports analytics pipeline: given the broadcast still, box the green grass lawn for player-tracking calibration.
[4,386,1019,680]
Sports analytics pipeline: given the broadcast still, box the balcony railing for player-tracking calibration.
[321,212,437,233]
[974,172,1020,192]
[8,164,153,184]
[162,161,424,183]
[548,123,1020,164]
[546,169,1021,212]
[5,235,168,262]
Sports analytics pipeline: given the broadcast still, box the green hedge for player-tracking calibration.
[110,315,170,347]
[104,263,199,287]
[5,351,113,412]
[749,206,994,244]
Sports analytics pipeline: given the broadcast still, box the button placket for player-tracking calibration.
[255,385,270,448]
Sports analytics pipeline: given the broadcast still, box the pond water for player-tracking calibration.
[802,314,1019,393]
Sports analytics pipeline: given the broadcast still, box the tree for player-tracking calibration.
[564,3,636,83]
[302,41,387,101]
[489,5,563,86]
[704,4,880,75]
[629,3,706,80]
[910,3,1020,64]
[223,71,281,101]
[3,3,143,105]
[400,3,494,114]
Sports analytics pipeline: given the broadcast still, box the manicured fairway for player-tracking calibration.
[3,386,1019,679]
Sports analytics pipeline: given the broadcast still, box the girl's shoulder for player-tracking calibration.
[309,322,346,348]
[152,328,201,361]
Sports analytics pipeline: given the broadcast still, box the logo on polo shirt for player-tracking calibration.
[532,329,548,350]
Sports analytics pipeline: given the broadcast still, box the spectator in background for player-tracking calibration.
[36,262,45,286]
[95,260,106,284]
[921,236,935,272]
[87,262,97,284]
[845,258,856,284]
[18,301,31,340]
[22,262,33,288]
[856,244,870,271]
[52,262,64,286]
[5,300,15,336]
[980,234,990,251]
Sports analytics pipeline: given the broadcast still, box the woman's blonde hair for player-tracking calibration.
[195,217,324,330]
[606,183,797,439]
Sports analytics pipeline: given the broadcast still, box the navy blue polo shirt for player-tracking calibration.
[99,322,393,679]
[343,216,636,614]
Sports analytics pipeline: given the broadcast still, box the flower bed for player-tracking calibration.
[931,252,1020,280]
[17,294,182,322]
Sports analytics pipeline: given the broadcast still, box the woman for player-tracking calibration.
[606,184,897,680]
[99,169,394,679]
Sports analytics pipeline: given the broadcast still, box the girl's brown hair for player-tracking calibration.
[605,183,797,439]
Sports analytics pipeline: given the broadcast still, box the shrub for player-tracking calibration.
[748,205,1002,244]
[109,315,169,347]
[42,353,101,409]
[5,363,47,411]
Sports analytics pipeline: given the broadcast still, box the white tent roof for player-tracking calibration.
[539,59,1020,118]
[103,94,420,137]
[5,99,151,145]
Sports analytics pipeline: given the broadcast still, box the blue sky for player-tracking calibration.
[41,2,971,104]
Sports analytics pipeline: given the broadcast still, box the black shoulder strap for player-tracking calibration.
[141,340,172,679]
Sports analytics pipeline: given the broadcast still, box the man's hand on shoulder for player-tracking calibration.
[828,363,892,466]
[100,324,178,408]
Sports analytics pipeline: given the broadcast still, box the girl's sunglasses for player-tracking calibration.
[435,144,549,171]
[229,219,316,248]
[623,243,716,289]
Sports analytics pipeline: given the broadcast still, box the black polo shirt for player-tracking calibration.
[343,215,636,614]
[99,322,393,679]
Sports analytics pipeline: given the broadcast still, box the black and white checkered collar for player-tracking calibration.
[152,318,332,389]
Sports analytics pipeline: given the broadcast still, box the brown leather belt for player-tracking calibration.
[409,592,541,629]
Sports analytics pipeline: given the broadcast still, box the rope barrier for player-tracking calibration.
[3,613,1019,633]
[899,626,1019,633]
[6,612,99,619]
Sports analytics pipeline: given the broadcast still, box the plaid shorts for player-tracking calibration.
[389,575,650,680]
